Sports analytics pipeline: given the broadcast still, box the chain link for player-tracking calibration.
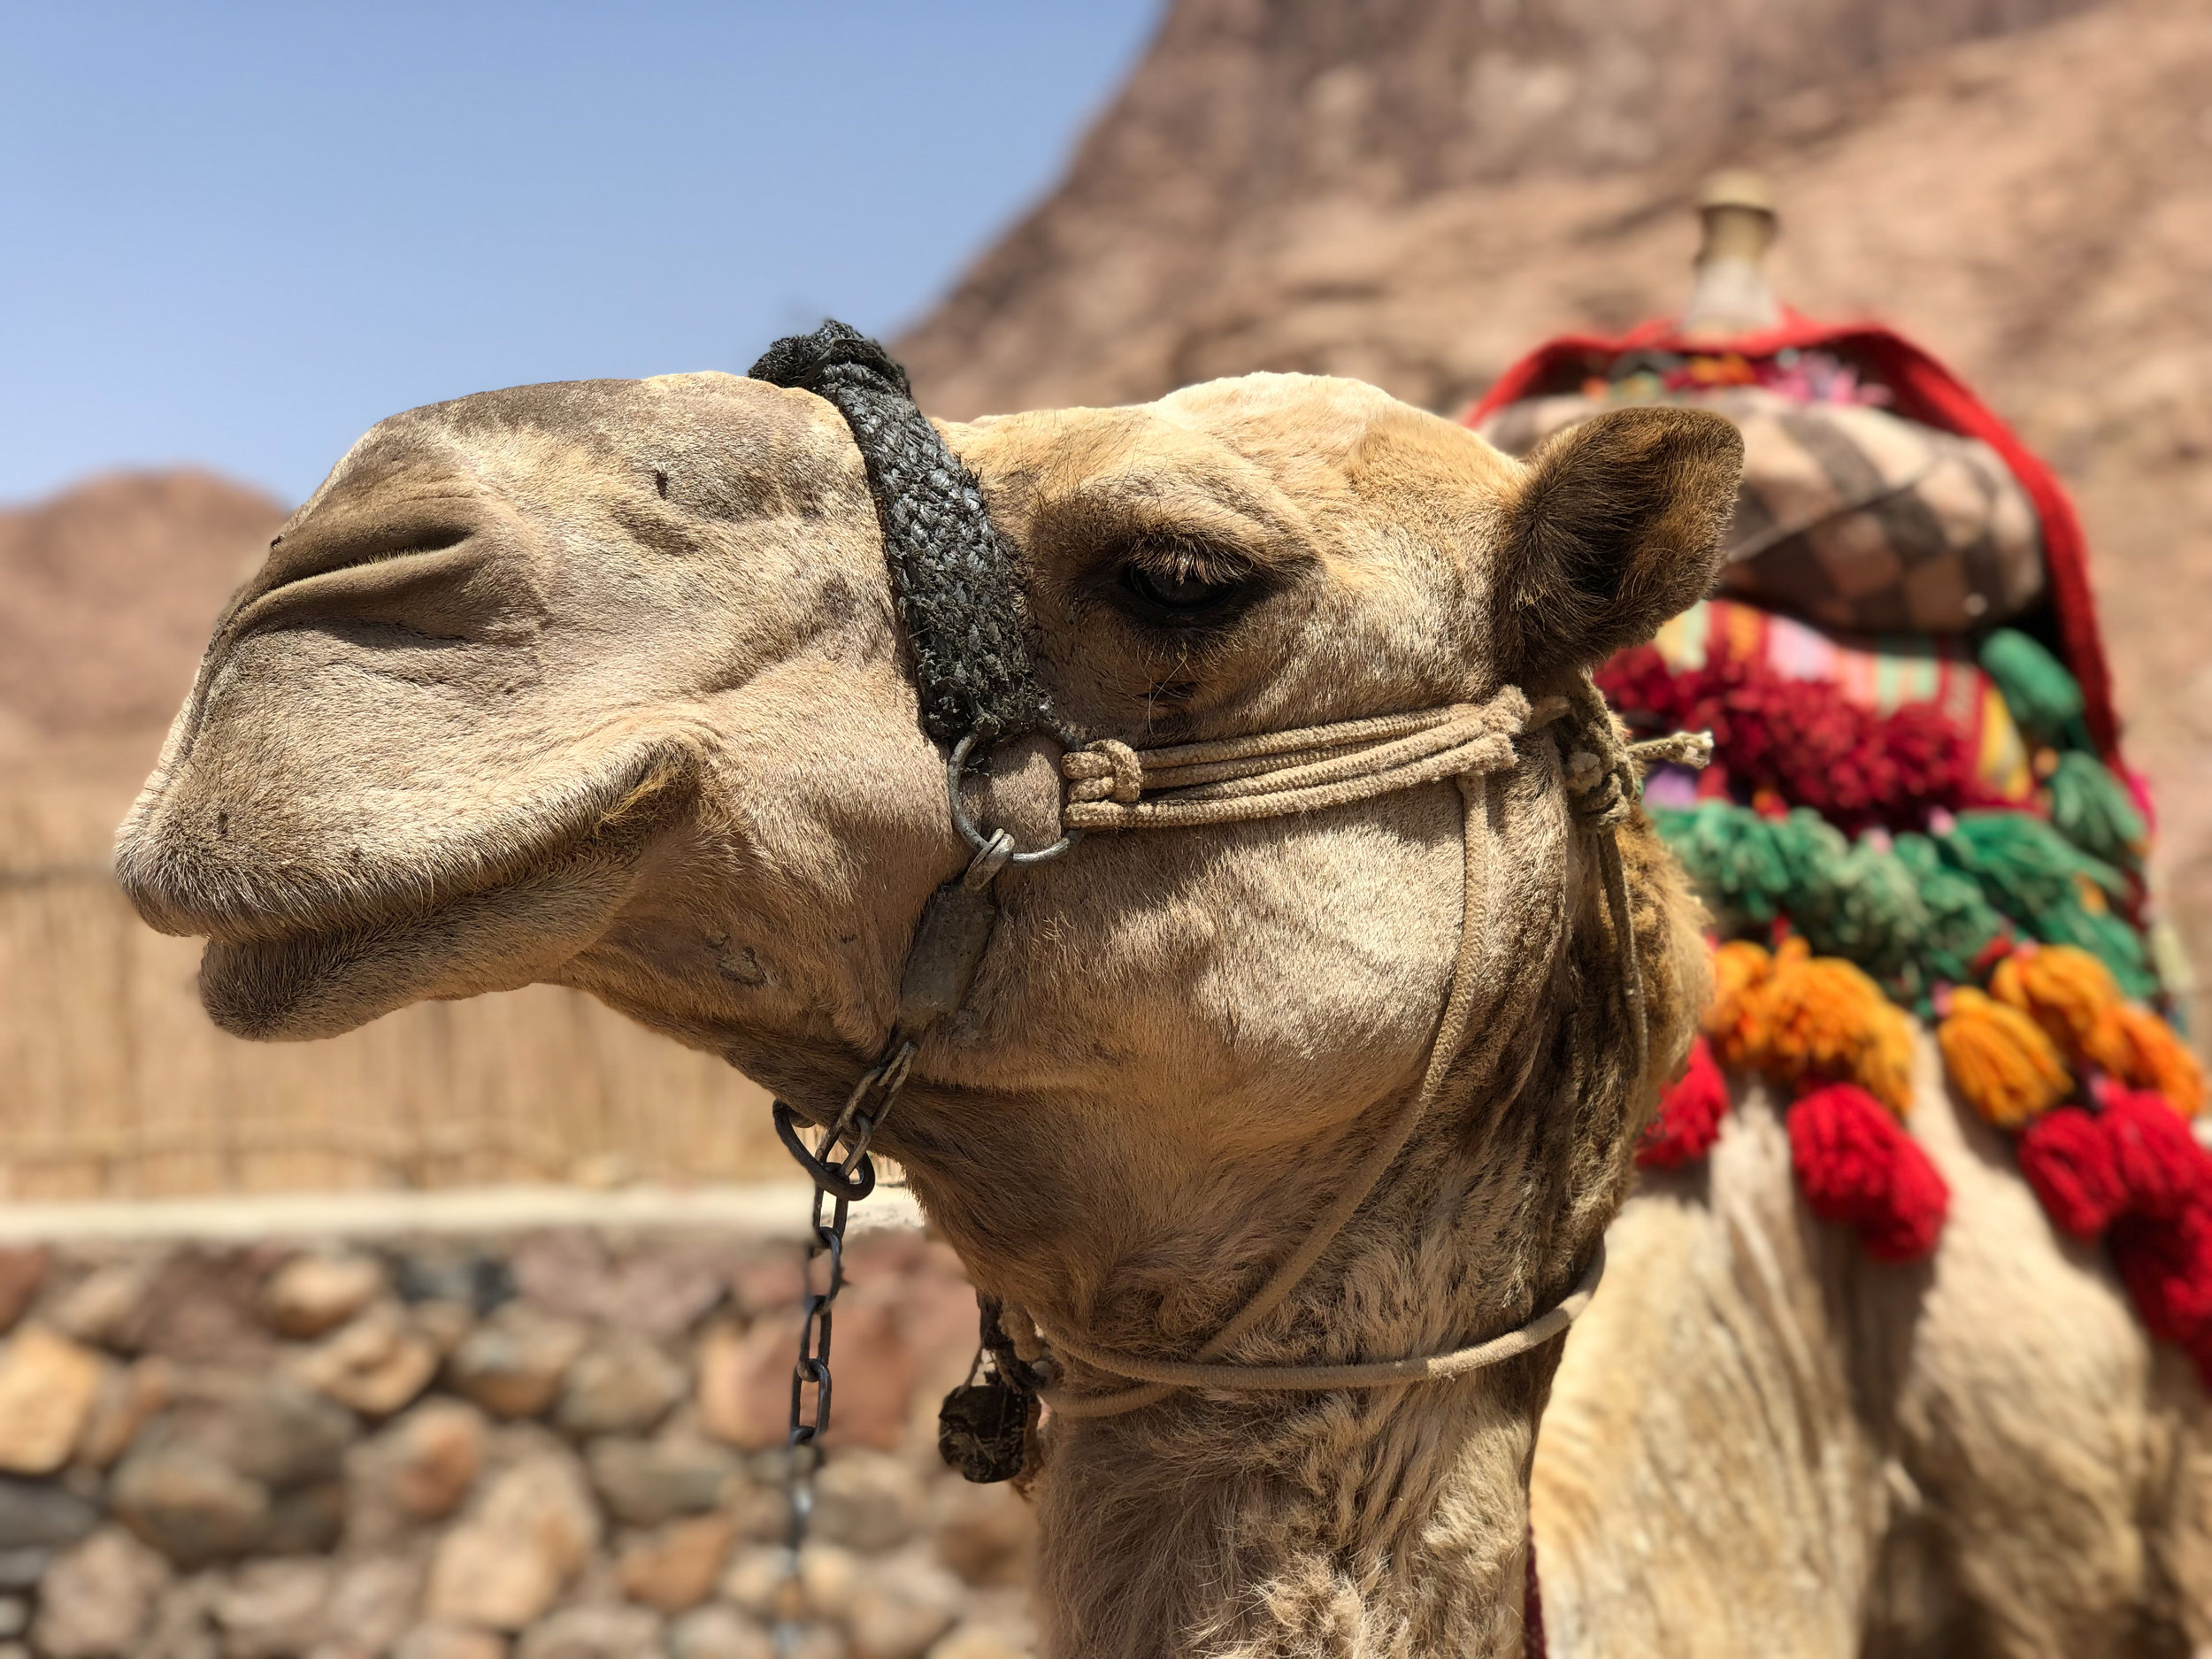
[770,1041,915,1655]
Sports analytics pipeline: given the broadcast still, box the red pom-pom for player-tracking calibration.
[2110,1207,2212,1348]
[2018,1107,2126,1238]
[1639,1036,1729,1168]
[2100,1084,2212,1223]
[1788,1083,1950,1261]
[1860,1135,1951,1263]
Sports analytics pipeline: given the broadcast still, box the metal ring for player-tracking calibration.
[948,732,1079,866]
[773,1101,877,1201]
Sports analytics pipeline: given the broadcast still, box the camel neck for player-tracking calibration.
[1029,1370,1547,1658]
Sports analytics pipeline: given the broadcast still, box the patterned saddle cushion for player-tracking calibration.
[1479,385,2046,635]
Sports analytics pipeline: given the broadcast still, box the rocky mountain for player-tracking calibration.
[899,0,2212,1033]
[0,472,284,750]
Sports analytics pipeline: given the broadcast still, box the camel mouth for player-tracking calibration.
[190,819,657,1039]
[117,733,703,1038]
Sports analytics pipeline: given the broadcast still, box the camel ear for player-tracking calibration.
[1491,406,1743,683]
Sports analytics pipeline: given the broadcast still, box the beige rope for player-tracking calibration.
[1040,1240,1605,1394]
[1029,685,1695,1418]
[1061,693,1541,831]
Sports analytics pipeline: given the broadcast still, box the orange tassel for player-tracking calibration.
[1756,942,1916,1114]
[1990,944,2121,1056]
[2084,1003,2206,1118]
[1705,940,1775,1069]
[1939,987,2070,1128]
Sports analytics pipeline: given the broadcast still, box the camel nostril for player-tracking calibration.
[654,470,669,498]
[216,811,230,838]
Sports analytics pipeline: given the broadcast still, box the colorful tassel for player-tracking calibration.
[1639,1036,1730,1169]
[1937,986,2070,1127]
[2099,1084,2212,1222]
[2044,750,2146,867]
[1989,943,2121,1055]
[1978,628,2088,750]
[1749,940,1916,1113]
[1788,1083,1949,1261]
[2017,1108,2126,1238]
[2084,1004,2206,1117]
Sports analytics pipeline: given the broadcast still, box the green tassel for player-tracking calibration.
[1979,628,2090,750]
[1933,812,2152,993]
[1893,833,2008,985]
[2045,750,2146,867]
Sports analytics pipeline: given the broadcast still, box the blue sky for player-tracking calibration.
[0,3,1164,507]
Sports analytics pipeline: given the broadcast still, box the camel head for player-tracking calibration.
[119,354,1737,1655]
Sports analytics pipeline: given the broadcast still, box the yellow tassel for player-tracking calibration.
[2083,1002,2206,1117]
[1989,944,2120,1055]
[1939,987,2070,1128]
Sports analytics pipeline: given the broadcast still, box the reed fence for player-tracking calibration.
[0,750,781,1199]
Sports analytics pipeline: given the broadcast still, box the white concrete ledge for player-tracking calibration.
[0,1181,926,1243]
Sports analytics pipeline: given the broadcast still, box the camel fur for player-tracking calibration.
[113,366,2212,1656]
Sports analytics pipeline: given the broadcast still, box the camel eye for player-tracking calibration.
[1118,548,1247,618]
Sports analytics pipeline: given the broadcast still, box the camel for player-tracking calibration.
[113,342,2212,1656]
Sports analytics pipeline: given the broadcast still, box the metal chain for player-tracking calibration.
[769,1041,916,1655]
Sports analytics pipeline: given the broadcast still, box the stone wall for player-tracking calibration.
[0,1224,1035,1659]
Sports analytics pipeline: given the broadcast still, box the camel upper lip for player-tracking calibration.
[116,735,699,947]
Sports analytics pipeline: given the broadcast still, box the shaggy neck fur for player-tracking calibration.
[903,807,1701,1659]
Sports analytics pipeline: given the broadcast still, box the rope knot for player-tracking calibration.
[1062,738,1145,804]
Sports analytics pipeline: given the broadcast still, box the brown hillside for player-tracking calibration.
[0,471,285,749]
[901,0,2212,1033]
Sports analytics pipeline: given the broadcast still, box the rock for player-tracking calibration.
[51,1263,157,1348]
[0,1553,42,1594]
[324,1555,424,1658]
[603,1255,727,1341]
[116,1253,280,1365]
[425,1450,600,1630]
[225,1383,357,1491]
[32,1526,172,1658]
[726,1259,803,1321]
[445,1308,587,1419]
[717,1547,798,1623]
[395,1250,515,1315]
[0,1326,106,1475]
[923,1624,1032,1659]
[586,1435,740,1528]
[257,1255,385,1340]
[615,1513,736,1613]
[696,1310,912,1453]
[797,1546,858,1620]
[295,1303,440,1418]
[926,1481,1033,1589]
[75,1357,174,1469]
[381,1399,487,1519]
[0,1249,49,1336]
[260,1482,346,1556]
[556,1339,687,1437]
[841,1555,964,1659]
[112,1440,270,1566]
[666,1607,771,1659]
[211,1558,333,1659]
[808,1455,924,1555]
[394,1624,509,1659]
[514,1237,729,1341]
[0,1474,100,1550]
[411,1300,479,1358]
[144,1571,223,1659]
[512,1605,664,1659]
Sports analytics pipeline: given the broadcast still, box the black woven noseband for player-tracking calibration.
[749,320,1052,746]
